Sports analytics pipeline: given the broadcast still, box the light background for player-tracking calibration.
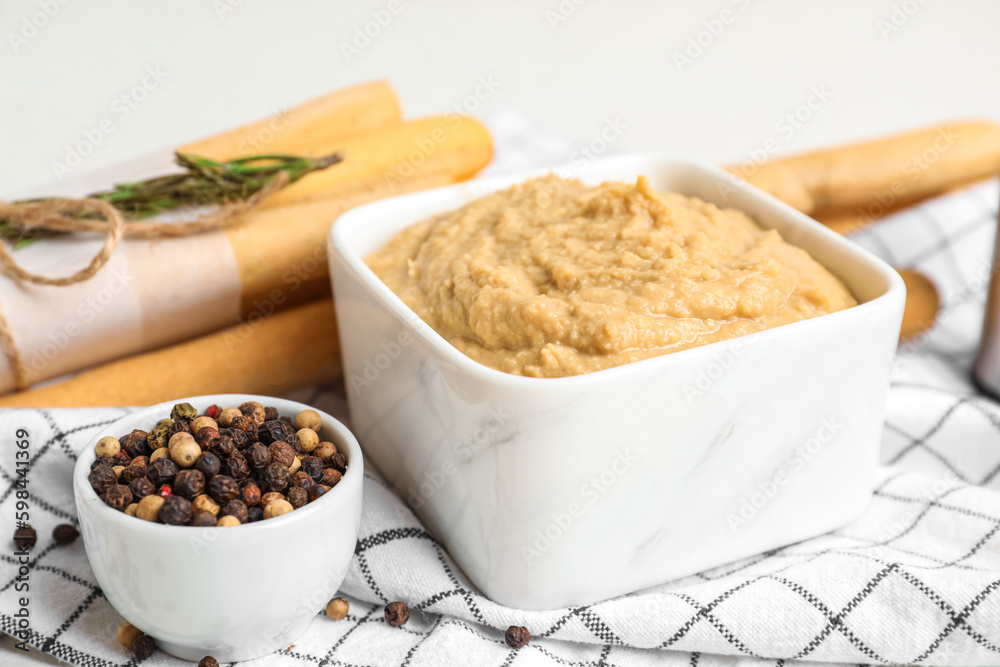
[2,0,999,194]
[1,1,998,665]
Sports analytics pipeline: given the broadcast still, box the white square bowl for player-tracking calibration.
[327,155,905,610]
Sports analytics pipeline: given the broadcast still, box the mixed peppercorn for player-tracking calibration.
[88,402,347,526]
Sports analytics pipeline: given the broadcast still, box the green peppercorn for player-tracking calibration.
[171,402,197,422]
[148,424,170,450]
[52,524,79,546]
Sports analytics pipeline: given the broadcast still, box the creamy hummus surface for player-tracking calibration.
[365,175,856,378]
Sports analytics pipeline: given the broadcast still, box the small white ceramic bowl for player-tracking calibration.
[73,394,363,662]
[328,156,905,610]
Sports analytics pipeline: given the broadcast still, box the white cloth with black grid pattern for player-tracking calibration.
[2,112,1000,666]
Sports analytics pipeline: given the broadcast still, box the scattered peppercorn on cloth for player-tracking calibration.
[2,113,1000,667]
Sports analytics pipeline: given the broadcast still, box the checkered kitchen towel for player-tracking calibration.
[2,113,1000,666]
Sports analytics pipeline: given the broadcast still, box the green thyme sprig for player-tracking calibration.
[0,151,342,247]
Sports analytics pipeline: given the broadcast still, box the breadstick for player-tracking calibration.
[179,80,402,160]
[231,172,456,316]
[0,301,339,408]
[733,120,1000,216]
[262,115,494,208]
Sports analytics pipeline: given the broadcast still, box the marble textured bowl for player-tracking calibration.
[73,394,364,661]
[327,156,904,610]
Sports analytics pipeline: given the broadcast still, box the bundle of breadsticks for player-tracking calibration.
[1,88,997,407]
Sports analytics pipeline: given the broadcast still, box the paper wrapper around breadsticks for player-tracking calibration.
[0,172,457,396]
[0,300,340,408]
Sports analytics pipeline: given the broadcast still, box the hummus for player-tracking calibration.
[366,175,856,378]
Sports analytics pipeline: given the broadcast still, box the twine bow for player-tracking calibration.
[0,171,289,391]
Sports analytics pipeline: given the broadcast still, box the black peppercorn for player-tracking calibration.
[89,465,118,495]
[13,525,36,551]
[289,471,314,489]
[258,419,297,446]
[120,462,146,484]
[300,456,324,481]
[133,633,156,659]
[268,441,295,468]
[287,486,308,508]
[263,407,279,421]
[239,480,261,507]
[91,457,114,470]
[130,476,155,500]
[174,469,205,499]
[208,475,239,502]
[226,452,251,481]
[146,458,179,487]
[199,656,220,667]
[194,426,221,447]
[247,443,271,469]
[167,419,192,438]
[504,625,531,649]
[220,427,252,450]
[220,499,248,524]
[239,401,266,425]
[191,510,218,527]
[195,452,221,478]
[321,468,342,488]
[330,452,347,473]
[104,484,133,512]
[262,462,290,493]
[52,524,79,546]
[160,495,193,525]
[121,429,150,459]
[307,484,328,502]
[385,601,410,627]
[210,435,235,458]
[230,414,257,433]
